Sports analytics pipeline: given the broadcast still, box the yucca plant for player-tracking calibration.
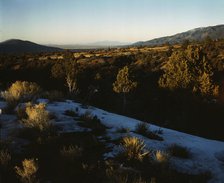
[120,136,149,161]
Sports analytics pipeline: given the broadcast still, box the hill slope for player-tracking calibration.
[1,99,224,183]
[0,39,63,54]
[134,24,224,46]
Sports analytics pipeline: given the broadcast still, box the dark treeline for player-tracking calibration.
[1,38,224,140]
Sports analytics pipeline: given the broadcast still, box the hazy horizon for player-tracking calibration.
[1,0,224,45]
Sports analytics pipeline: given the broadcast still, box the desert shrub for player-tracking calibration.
[168,144,190,159]
[135,123,163,141]
[0,149,11,167]
[79,112,106,134]
[60,145,83,161]
[80,111,94,122]
[105,160,149,183]
[42,90,64,101]
[64,109,78,117]
[116,127,130,133]
[16,103,31,120]
[135,122,149,135]
[15,158,38,183]
[154,150,170,164]
[22,103,51,131]
[119,136,149,162]
[1,81,40,104]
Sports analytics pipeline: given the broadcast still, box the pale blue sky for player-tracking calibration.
[0,0,224,44]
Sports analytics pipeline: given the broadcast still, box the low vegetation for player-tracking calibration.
[118,136,150,162]
[21,102,51,131]
[15,158,38,183]
[135,122,163,141]
[168,144,190,159]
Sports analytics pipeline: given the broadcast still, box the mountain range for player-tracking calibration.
[133,24,224,46]
[1,24,224,53]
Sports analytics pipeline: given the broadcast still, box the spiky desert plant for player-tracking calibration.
[120,137,149,161]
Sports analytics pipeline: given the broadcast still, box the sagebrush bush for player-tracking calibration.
[119,136,149,161]
[15,158,38,183]
[1,81,40,103]
[22,103,50,131]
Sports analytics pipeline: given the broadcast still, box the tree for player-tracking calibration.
[51,51,79,95]
[159,45,219,97]
[113,66,137,112]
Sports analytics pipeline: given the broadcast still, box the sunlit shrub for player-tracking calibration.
[22,103,50,131]
[15,158,38,183]
[119,136,149,161]
[154,150,169,164]
[1,81,40,103]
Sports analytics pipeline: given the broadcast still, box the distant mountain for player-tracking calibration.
[133,24,224,46]
[49,41,129,49]
[0,39,63,54]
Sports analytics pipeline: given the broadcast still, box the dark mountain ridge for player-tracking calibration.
[0,39,63,54]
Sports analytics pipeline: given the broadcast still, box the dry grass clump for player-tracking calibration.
[154,150,170,164]
[0,149,11,167]
[135,122,163,141]
[22,103,50,131]
[15,158,38,183]
[79,111,106,134]
[80,111,94,122]
[64,109,78,117]
[41,90,64,101]
[168,144,190,159]
[60,145,83,161]
[135,122,149,135]
[119,136,149,162]
[116,127,130,133]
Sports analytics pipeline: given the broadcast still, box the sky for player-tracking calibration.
[0,0,224,44]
